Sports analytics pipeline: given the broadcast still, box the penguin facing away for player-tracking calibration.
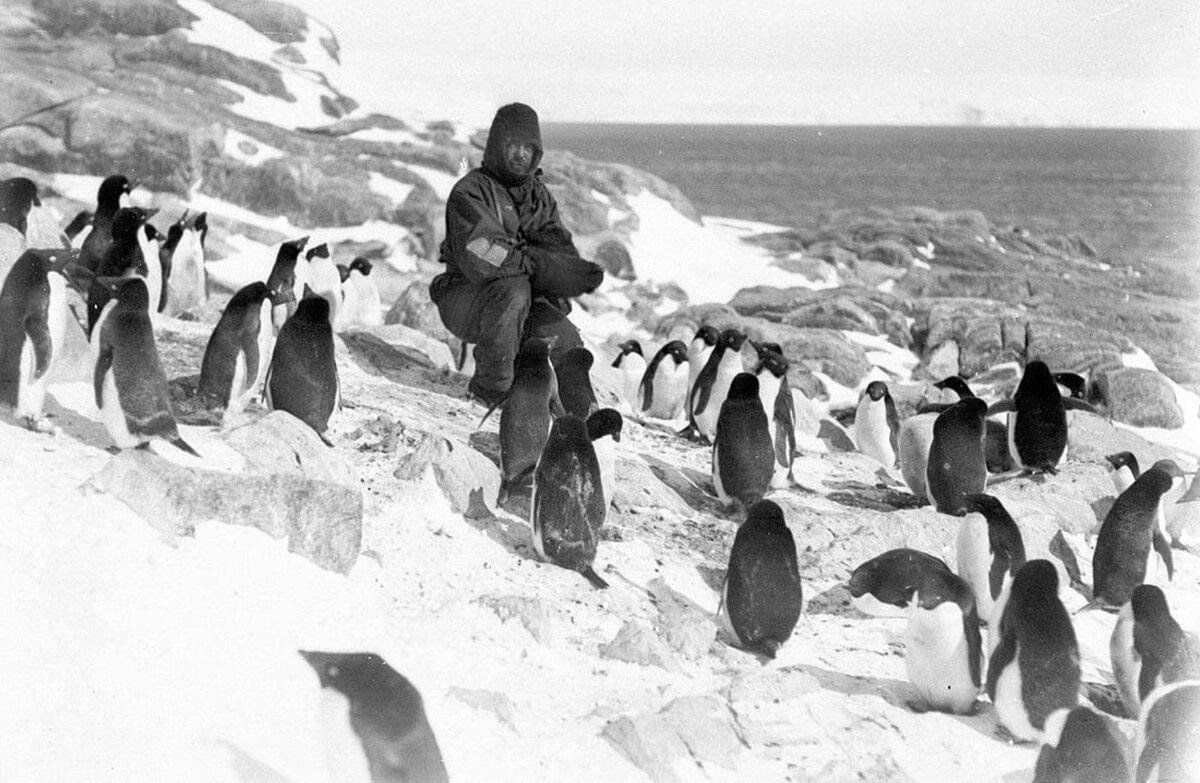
[986,559,1080,742]
[848,548,953,618]
[854,379,900,468]
[986,359,1097,475]
[926,397,988,515]
[723,499,803,659]
[687,327,747,443]
[1093,459,1184,608]
[86,206,157,336]
[1033,706,1128,783]
[265,292,339,439]
[0,249,71,429]
[712,372,775,510]
[752,341,796,486]
[553,346,598,419]
[531,414,608,589]
[585,407,622,510]
[903,567,982,715]
[197,281,272,419]
[610,339,646,414]
[298,651,449,783]
[1111,584,1200,718]
[928,374,1013,472]
[638,340,689,419]
[1134,679,1200,783]
[90,276,198,456]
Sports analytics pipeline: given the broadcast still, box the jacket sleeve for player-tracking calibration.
[521,181,605,298]
[443,179,535,285]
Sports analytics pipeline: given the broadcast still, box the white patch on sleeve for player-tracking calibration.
[467,237,508,267]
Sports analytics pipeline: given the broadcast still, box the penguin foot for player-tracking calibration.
[905,699,931,714]
[105,445,122,455]
[581,566,609,590]
[992,724,1035,746]
[23,415,54,434]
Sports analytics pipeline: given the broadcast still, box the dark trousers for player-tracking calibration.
[431,273,583,394]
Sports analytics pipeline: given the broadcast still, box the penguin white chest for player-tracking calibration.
[618,354,647,413]
[955,513,993,620]
[696,354,742,439]
[138,229,162,316]
[993,647,1041,741]
[339,272,382,329]
[592,434,616,507]
[16,272,68,420]
[905,602,978,713]
[854,399,895,467]
[315,687,373,783]
[1110,607,1141,716]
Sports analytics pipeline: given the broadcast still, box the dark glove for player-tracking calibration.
[527,247,605,298]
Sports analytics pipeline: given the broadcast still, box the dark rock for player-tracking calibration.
[33,0,197,38]
[385,279,451,337]
[860,239,913,267]
[1025,319,1131,375]
[1094,367,1185,429]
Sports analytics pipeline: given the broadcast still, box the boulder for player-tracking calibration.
[599,620,682,672]
[89,450,361,573]
[393,431,500,519]
[725,667,822,747]
[1093,367,1184,429]
[647,578,715,661]
[1025,319,1130,376]
[602,696,746,783]
[782,296,881,334]
[593,239,636,281]
[221,411,359,490]
[385,279,451,337]
[1065,411,1180,467]
[340,323,455,372]
[472,594,556,644]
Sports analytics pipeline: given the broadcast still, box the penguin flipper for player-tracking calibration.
[171,437,201,458]
[985,400,1014,417]
[477,392,509,428]
[24,312,53,380]
[93,342,113,410]
[986,627,1017,700]
[1152,527,1175,580]
[963,604,984,687]
[239,329,261,395]
[691,377,713,420]
[580,566,609,590]
[1062,397,1099,414]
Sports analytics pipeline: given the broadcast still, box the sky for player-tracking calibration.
[289,0,1200,128]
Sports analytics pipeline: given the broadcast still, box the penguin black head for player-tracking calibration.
[299,650,401,698]
[1149,459,1185,480]
[337,264,351,283]
[951,396,988,421]
[694,324,719,346]
[717,328,746,351]
[191,211,208,246]
[97,175,133,206]
[306,243,330,261]
[1010,559,1058,604]
[751,340,784,359]
[744,498,786,528]
[516,335,556,366]
[548,413,590,445]
[282,235,310,257]
[728,372,759,400]
[1129,584,1177,629]
[915,567,974,613]
[1104,451,1140,475]
[142,224,160,242]
[754,347,788,378]
[164,219,185,249]
[296,293,331,323]
[962,493,1011,521]
[349,256,372,275]
[64,209,94,240]
[586,407,623,443]
[847,548,951,607]
[1018,360,1057,393]
[666,340,688,363]
[617,339,642,357]
[110,207,155,243]
[0,177,41,234]
[560,346,594,371]
[933,375,975,399]
[96,275,150,310]
[864,380,890,402]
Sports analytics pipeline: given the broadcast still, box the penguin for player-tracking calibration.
[854,380,900,468]
[531,414,608,589]
[957,493,1026,652]
[0,176,41,237]
[1111,584,1200,718]
[492,336,565,505]
[687,327,747,443]
[903,567,982,715]
[585,407,622,510]
[0,250,71,430]
[932,375,975,400]
[63,210,93,243]
[298,651,449,783]
[78,174,134,273]
[1093,459,1184,608]
[266,236,310,331]
[898,412,939,502]
[89,276,198,456]
[197,282,273,420]
[138,221,165,319]
[1034,706,1128,783]
[752,342,796,487]
[1053,372,1089,401]
[1134,679,1200,783]
[337,257,383,330]
[553,346,598,419]
[610,339,646,414]
[1171,471,1200,551]
[156,213,187,314]
[847,548,953,618]
[985,360,1097,475]
[86,207,157,336]
[986,559,1080,743]
[304,242,342,330]
[164,211,207,317]
[723,499,803,659]
[1105,451,1141,495]
[638,340,689,419]
[687,324,719,394]
[929,375,1012,473]
[926,397,988,515]
[712,372,775,510]
[265,291,338,438]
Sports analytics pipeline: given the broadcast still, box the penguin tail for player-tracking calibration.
[754,639,782,660]
[171,437,201,458]
[318,433,334,448]
[1038,463,1060,476]
[676,422,699,440]
[581,567,609,590]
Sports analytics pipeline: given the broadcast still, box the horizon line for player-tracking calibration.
[543,120,1200,132]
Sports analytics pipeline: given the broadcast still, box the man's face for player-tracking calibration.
[504,141,535,177]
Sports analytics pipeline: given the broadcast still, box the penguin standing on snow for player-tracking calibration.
[266,236,310,331]
[712,372,775,510]
[610,339,646,414]
[638,340,689,419]
[687,324,719,394]
[1093,459,1184,607]
[986,560,1080,742]
[265,291,339,439]
[490,336,565,506]
[90,276,198,456]
[985,359,1097,475]
[553,346,598,419]
[926,397,988,515]
[0,250,72,430]
[854,380,900,468]
[532,415,608,589]
[298,651,449,783]
[1034,706,1128,783]
[848,548,954,618]
[337,257,383,329]
[687,327,747,442]
[903,567,982,715]
[586,407,622,509]
[723,499,803,659]
[752,341,796,487]
[196,282,273,420]
[956,493,1026,653]
[1135,680,1200,783]
[1110,584,1200,718]
[78,175,134,273]
[86,207,157,336]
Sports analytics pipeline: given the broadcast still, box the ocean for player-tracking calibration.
[545,124,1200,296]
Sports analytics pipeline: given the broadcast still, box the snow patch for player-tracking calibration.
[401,163,458,201]
[349,127,429,146]
[367,172,415,206]
[222,129,284,166]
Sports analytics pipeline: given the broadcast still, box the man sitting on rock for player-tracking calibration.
[430,102,604,406]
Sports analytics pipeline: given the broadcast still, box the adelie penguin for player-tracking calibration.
[722,499,803,659]
[854,380,900,468]
[532,414,608,589]
[0,176,41,238]
[304,242,342,330]
[1093,459,1184,608]
[265,236,310,331]
[1134,680,1200,783]
[78,174,134,273]
[986,560,1081,743]
[1033,706,1128,783]
[686,327,746,443]
[265,289,339,441]
[86,206,158,337]
[164,211,208,317]
[610,339,646,414]
[687,324,718,393]
[638,339,688,419]
[752,341,796,487]
[1110,584,1200,718]
[197,281,274,422]
[956,493,1026,653]
[926,397,988,515]
[299,651,449,783]
[586,407,622,509]
[712,372,775,510]
[0,249,73,430]
[927,375,1012,473]
[985,359,1097,475]
[848,548,954,618]
[337,257,382,330]
[903,567,982,715]
[90,276,198,456]
[553,346,598,418]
